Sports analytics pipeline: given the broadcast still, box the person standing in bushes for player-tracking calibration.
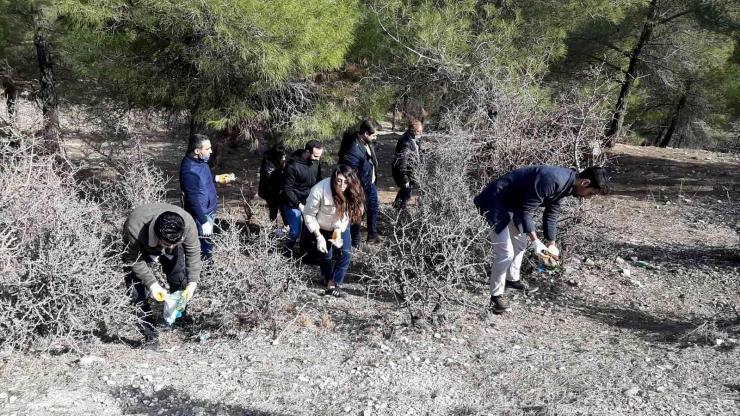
[282,140,324,254]
[473,166,610,313]
[392,120,423,211]
[258,144,287,226]
[303,165,365,298]
[122,203,202,350]
[339,120,381,247]
[180,134,235,260]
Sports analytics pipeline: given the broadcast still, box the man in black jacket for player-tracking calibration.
[339,120,381,246]
[282,140,324,252]
[392,120,423,210]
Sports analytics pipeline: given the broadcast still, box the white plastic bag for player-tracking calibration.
[163,290,186,325]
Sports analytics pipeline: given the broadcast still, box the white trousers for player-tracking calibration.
[489,220,528,296]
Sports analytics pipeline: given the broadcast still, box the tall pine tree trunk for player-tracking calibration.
[659,82,691,148]
[605,0,658,146]
[34,21,60,153]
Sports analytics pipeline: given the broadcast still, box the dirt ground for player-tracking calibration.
[2,103,740,415]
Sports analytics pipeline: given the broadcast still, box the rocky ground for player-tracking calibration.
[2,114,740,415]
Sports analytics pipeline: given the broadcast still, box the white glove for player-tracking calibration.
[546,244,560,258]
[532,239,548,261]
[315,234,328,253]
[201,221,214,237]
[149,282,168,302]
[329,229,343,248]
[404,182,410,189]
[299,203,305,213]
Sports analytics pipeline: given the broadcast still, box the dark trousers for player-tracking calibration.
[195,212,216,260]
[281,205,303,250]
[393,184,414,210]
[267,198,287,225]
[124,246,189,337]
[317,228,352,285]
[351,183,379,246]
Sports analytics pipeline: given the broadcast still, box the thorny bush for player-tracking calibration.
[195,216,308,335]
[0,136,137,351]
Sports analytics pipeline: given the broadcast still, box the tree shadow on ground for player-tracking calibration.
[607,240,740,269]
[116,385,292,416]
[609,152,740,199]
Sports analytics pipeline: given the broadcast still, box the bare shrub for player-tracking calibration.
[0,138,137,351]
[195,215,308,335]
[361,134,489,324]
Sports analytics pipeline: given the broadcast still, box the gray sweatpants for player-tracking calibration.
[488,220,528,297]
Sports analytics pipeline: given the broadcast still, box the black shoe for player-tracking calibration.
[325,286,348,298]
[142,334,159,351]
[489,295,511,313]
[366,236,383,245]
[505,280,539,294]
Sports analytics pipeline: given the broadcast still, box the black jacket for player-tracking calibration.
[283,149,322,208]
[338,133,378,187]
[391,132,420,186]
[258,155,284,201]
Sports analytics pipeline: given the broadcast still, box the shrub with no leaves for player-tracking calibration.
[195,216,307,334]
[0,139,137,351]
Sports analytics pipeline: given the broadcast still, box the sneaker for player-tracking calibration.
[142,334,159,351]
[505,280,539,294]
[325,286,349,298]
[489,295,511,313]
[366,236,383,245]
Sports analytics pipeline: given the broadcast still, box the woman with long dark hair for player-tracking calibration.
[302,165,365,297]
[258,144,287,224]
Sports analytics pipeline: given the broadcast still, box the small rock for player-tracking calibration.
[154,384,165,392]
[0,392,8,402]
[363,410,372,416]
[567,279,579,287]
[433,333,441,339]
[344,405,352,412]
[629,279,643,288]
[9,395,17,404]
[585,258,596,266]
[656,386,666,392]
[715,339,725,346]
[78,356,106,366]
[623,386,640,396]
[622,268,631,277]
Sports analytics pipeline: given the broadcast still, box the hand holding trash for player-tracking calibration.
[546,244,560,259]
[329,228,343,248]
[315,234,328,253]
[532,239,548,261]
[215,173,236,184]
[149,282,168,302]
[182,282,197,301]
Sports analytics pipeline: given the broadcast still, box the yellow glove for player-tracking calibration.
[215,173,236,184]
[182,282,197,301]
[149,283,167,302]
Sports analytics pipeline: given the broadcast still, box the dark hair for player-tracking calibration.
[358,120,377,136]
[305,140,324,153]
[578,166,610,195]
[331,165,365,225]
[187,134,210,154]
[266,144,285,165]
[154,212,186,244]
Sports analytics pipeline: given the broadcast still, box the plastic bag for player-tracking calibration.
[163,290,188,326]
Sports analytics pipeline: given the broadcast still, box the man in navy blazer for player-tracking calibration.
[474,165,609,313]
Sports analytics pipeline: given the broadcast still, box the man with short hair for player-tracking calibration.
[122,203,202,350]
[474,166,610,313]
[282,140,324,252]
[339,120,381,246]
[392,120,423,211]
[180,134,234,260]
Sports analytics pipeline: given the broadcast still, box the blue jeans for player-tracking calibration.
[196,212,216,260]
[393,184,414,210]
[351,183,379,246]
[318,228,352,285]
[281,205,303,250]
